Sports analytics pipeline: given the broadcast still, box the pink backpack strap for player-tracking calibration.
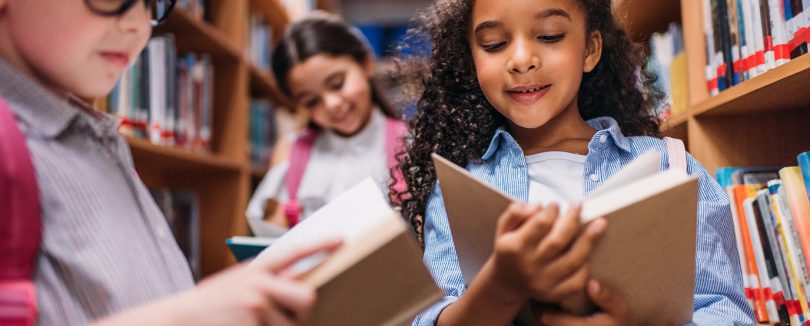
[664,137,688,174]
[0,97,41,326]
[385,118,407,194]
[284,129,320,227]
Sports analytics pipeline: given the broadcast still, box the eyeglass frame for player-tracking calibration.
[84,0,177,27]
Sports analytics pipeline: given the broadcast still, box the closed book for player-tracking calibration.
[252,179,442,326]
[779,167,810,278]
[226,236,274,262]
[432,150,698,325]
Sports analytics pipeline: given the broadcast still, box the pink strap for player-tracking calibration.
[284,129,320,227]
[385,118,407,194]
[664,137,687,174]
[0,97,40,326]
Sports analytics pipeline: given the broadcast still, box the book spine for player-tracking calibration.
[774,185,810,321]
[706,0,720,94]
[780,167,810,281]
[745,197,781,321]
[734,185,773,322]
[799,152,810,202]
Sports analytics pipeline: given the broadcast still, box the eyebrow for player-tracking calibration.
[473,8,571,35]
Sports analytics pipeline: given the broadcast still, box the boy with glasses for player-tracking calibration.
[0,1,339,325]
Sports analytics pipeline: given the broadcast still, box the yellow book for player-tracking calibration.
[771,184,810,322]
[669,52,689,116]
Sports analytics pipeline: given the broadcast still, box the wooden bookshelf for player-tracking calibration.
[107,0,298,277]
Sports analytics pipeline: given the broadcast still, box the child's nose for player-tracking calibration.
[118,1,152,34]
[508,39,540,74]
[323,92,344,112]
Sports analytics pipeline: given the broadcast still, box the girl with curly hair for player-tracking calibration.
[393,0,754,325]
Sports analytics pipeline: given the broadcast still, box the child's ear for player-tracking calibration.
[584,30,603,73]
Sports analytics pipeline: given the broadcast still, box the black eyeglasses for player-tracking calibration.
[85,0,176,27]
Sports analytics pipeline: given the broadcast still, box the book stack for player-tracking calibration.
[151,189,202,281]
[247,13,273,71]
[249,99,278,169]
[716,151,810,324]
[702,0,810,95]
[648,23,689,120]
[108,34,214,152]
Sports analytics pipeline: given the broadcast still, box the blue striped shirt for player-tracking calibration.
[413,117,755,325]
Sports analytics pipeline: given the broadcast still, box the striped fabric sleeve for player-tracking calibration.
[688,153,756,325]
[412,184,466,326]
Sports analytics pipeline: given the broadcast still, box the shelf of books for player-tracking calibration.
[95,0,304,277]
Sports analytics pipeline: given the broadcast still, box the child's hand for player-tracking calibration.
[539,280,631,326]
[489,202,607,304]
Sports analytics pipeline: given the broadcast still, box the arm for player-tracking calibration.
[688,155,756,325]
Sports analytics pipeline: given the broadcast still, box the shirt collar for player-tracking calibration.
[481,116,632,160]
[321,108,384,152]
[0,58,119,140]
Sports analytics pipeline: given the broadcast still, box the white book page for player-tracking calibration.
[586,150,661,198]
[251,178,394,269]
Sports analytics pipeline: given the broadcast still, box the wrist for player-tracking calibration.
[477,258,527,306]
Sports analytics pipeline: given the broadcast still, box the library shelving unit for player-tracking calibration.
[125,0,294,277]
[616,0,810,176]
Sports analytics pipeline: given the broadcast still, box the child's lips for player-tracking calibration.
[505,84,551,105]
[100,52,131,67]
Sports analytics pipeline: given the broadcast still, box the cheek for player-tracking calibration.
[473,54,502,98]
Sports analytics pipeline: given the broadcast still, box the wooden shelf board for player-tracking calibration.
[248,64,293,106]
[613,0,681,40]
[126,136,244,173]
[692,54,810,117]
[156,8,241,60]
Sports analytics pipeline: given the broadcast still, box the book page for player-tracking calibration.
[586,149,661,198]
[251,178,394,271]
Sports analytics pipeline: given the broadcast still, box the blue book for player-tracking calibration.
[716,167,741,188]
[226,236,274,262]
[799,151,810,201]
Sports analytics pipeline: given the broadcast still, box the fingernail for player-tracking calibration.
[590,218,607,233]
[590,280,601,295]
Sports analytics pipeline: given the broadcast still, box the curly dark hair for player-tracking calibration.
[390,0,663,243]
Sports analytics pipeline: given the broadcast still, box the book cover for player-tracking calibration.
[226,236,274,262]
[251,179,442,326]
[799,152,810,201]
[779,167,810,279]
[433,150,698,325]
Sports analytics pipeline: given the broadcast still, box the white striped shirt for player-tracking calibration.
[413,117,755,325]
[0,59,194,325]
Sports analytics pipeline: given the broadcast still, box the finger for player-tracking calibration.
[515,202,561,250]
[534,203,584,260]
[262,277,317,320]
[544,265,589,302]
[546,217,607,277]
[255,238,343,273]
[496,203,540,236]
[587,280,629,320]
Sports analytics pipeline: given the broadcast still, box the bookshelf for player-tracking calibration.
[618,1,808,325]
[108,0,295,277]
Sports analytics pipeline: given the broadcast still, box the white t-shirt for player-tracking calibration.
[245,109,390,236]
[525,151,586,214]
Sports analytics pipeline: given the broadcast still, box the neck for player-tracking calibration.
[508,100,596,156]
[0,25,70,100]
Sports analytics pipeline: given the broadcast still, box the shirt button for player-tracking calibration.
[599,135,608,143]
[590,173,600,182]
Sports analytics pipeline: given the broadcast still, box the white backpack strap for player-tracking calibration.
[664,137,687,174]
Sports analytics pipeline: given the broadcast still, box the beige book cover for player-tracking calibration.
[253,179,442,326]
[432,150,698,325]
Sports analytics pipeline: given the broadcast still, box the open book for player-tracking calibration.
[432,150,698,325]
[252,178,442,326]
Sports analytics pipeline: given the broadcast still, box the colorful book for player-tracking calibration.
[799,152,810,201]
[779,167,810,279]
[226,236,274,262]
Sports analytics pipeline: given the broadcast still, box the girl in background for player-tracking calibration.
[247,12,406,236]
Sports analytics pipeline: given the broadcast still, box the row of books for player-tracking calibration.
[647,23,689,120]
[151,189,201,281]
[703,0,810,95]
[716,151,810,324]
[246,13,273,71]
[108,34,214,152]
[249,99,278,169]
